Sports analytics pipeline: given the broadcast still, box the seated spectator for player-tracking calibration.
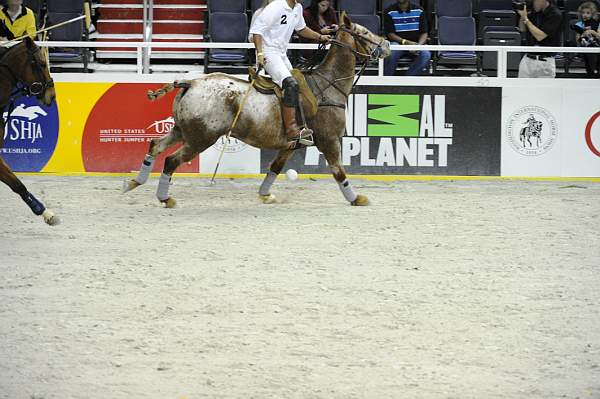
[574,1,600,77]
[301,0,338,61]
[517,0,563,78]
[383,0,430,76]
[0,0,37,42]
[249,0,277,43]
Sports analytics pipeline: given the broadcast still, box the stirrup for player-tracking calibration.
[287,127,314,149]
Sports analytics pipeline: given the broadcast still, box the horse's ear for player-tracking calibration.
[24,36,34,48]
[340,11,352,27]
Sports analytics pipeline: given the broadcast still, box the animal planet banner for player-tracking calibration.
[1,83,260,175]
[262,86,502,176]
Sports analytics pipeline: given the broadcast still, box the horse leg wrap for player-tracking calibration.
[259,171,278,196]
[156,173,172,201]
[20,191,46,216]
[338,179,358,203]
[134,154,155,185]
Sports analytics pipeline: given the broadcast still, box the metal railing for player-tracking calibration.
[141,0,154,74]
[36,41,600,78]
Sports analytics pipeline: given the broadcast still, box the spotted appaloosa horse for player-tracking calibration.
[123,12,391,208]
[0,37,59,225]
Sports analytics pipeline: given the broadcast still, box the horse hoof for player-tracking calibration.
[42,209,60,226]
[161,197,177,208]
[351,195,369,206]
[122,179,141,193]
[259,194,277,204]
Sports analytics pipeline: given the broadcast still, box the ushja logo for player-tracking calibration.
[2,104,48,144]
[146,116,174,135]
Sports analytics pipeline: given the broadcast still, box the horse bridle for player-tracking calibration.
[0,43,54,98]
[330,25,387,62]
[308,25,387,107]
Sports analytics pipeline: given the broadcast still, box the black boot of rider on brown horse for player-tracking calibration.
[281,76,313,149]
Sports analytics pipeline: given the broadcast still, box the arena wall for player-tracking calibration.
[2,74,599,178]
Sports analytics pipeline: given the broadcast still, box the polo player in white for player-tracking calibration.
[250,0,331,146]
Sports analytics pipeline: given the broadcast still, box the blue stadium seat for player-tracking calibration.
[436,0,472,17]
[204,12,249,73]
[350,14,381,35]
[338,0,377,15]
[46,11,89,72]
[46,0,83,13]
[434,16,480,74]
[207,0,246,14]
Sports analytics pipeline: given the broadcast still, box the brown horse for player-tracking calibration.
[0,37,59,225]
[124,13,390,207]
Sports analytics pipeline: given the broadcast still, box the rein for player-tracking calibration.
[304,25,383,109]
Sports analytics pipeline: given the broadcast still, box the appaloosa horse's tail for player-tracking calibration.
[147,80,192,101]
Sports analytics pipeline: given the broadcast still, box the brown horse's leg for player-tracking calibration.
[0,157,59,224]
[123,125,184,193]
[258,149,293,204]
[155,141,208,208]
[319,137,369,206]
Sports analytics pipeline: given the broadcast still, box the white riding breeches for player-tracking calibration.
[263,50,293,88]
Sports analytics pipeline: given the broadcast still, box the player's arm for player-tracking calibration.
[297,26,330,42]
[252,34,266,66]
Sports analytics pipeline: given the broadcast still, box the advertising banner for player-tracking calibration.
[262,86,502,176]
[502,87,600,177]
[1,95,59,172]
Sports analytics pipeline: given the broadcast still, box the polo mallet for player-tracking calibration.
[1,15,86,46]
[210,66,262,185]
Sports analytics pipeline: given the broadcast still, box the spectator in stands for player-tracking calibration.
[575,1,600,77]
[0,0,36,41]
[301,0,338,61]
[249,0,276,42]
[517,0,563,78]
[383,0,430,76]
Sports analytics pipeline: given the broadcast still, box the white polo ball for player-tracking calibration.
[285,169,298,181]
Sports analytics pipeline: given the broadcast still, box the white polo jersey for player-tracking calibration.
[249,0,306,53]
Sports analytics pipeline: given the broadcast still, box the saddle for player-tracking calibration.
[248,67,318,118]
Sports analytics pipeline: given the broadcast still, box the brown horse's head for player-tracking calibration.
[4,37,56,106]
[337,11,391,61]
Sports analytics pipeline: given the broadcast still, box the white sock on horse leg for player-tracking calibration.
[156,173,171,201]
[259,171,277,196]
[338,179,358,203]
[135,154,155,184]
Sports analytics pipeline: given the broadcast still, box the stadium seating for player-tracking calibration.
[338,0,377,15]
[482,28,522,72]
[46,0,84,13]
[478,9,517,38]
[436,0,472,17]
[208,0,246,14]
[46,10,89,72]
[204,12,249,73]
[434,16,481,74]
[477,0,512,11]
[350,14,381,34]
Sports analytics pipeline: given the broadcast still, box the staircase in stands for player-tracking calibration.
[94,0,206,60]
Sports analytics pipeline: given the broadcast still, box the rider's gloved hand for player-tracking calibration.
[319,34,332,43]
[257,52,266,67]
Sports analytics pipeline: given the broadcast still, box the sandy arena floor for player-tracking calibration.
[1,175,599,399]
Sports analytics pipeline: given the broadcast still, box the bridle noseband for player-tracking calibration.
[0,43,54,98]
